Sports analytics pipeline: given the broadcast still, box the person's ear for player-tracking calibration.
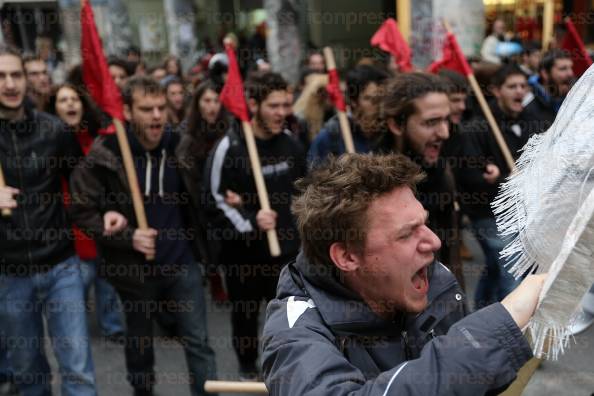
[387,118,403,137]
[247,98,258,115]
[329,242,361,273]
[123,104,132,121]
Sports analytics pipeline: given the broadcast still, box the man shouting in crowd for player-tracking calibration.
[69,76,216,396]
[262,154,546,395]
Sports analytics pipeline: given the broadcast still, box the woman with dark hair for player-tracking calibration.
[49,83,126,342]
[182,79,230,161]
[178,79,230,301]
[49,83,103,147]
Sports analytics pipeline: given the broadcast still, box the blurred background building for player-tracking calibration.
[0,0,591,81]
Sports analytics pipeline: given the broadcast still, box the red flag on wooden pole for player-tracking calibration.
[428,32,473,76]
[219,44,250,122]
[562,17,593,77]
[218,42,281,257]
[325,69,347,112]
[370,18,413,72]
[80,0,124,121]
[431,23,516,173]
[323,47,354,154]
[80,0,153,260]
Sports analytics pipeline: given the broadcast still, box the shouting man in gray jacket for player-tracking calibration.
[261,153,546,395]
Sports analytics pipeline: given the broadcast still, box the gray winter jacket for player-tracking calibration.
[261,252,533,395]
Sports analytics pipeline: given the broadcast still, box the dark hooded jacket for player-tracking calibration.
[68,127,210,294]
[261,252,533,395]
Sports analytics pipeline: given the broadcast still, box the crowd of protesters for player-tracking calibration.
[0,16,585,396]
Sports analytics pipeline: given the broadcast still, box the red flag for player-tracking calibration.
[370,18,413,72]
[80,0,124,122]
[219,44,250,122]
[562,17,592,77]
[326,69,346,112]
[428,32,473,76]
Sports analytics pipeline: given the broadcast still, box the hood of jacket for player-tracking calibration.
[276,251,459,337]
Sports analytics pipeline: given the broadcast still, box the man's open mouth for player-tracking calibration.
[412,266,429,293]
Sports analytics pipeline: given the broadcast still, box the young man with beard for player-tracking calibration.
[205,71,307,379]
[69,76,217,396]
[307,64,388,167]
[0,46,97,396]
[457,64,542,308]
[23,55,51,111]
[524,49,574,132]
[261,153,546,395]
[375,72,464,288]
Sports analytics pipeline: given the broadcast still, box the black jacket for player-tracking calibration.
[68,128,210,294]
[0,106,82,275]
[262,252,533,395]
[456,102,541,220]
[204,125,307,265]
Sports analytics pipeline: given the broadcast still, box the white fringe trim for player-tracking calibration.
[527,321,572,360]
[492,133,545,278]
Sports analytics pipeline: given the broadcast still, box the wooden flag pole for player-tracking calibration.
[542,0,555,50]
[81,0,152,260]
[204,380,267,394]
[0,163,12,217]
[322,47,355,154]
[396,0,411,43]
[242,120,281,257]
[112,119,154,261]
[443,21,517,173]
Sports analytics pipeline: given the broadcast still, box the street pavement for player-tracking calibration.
[43,229,594,395]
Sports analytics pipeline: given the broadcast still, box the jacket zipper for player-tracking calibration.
[399,314,412,360]
[401,330,412,360]
[10,129,33,266]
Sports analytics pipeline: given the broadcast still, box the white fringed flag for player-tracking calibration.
[493,63,594,359]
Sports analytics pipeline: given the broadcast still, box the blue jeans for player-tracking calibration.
[118,263,217,396]
[470,217,522,309]
[0,256,97,396]
[79,258,125,336]
[0,342,10,383]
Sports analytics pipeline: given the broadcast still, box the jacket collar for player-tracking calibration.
[284,251,457,336]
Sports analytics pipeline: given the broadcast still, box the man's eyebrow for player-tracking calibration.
[396,211,429,234]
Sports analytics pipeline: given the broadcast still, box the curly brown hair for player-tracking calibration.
[292,153,424,269]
